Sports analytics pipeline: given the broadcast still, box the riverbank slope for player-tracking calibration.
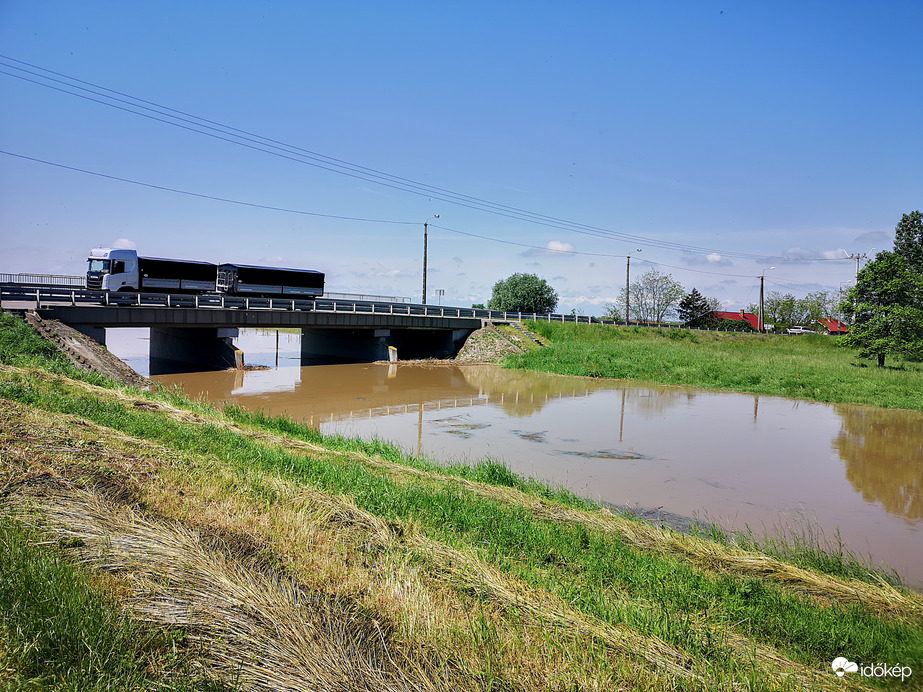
[2,312,922,690]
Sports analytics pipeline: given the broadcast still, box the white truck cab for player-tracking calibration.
[86,248,140,291]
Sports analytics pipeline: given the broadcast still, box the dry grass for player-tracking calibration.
[5,480,438,692]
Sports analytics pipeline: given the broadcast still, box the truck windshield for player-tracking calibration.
[87,259,110,273]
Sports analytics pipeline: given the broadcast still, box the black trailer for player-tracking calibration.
[217,264,325,297]
[139,257,218,292]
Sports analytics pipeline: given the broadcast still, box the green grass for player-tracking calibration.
[510,321,923,410]
[0,516,230,692]
[1,366,920,681]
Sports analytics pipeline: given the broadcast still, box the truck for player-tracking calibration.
[217,263,324,297]
[86,248,325,297]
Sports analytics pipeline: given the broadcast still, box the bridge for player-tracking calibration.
[1,283,592,373]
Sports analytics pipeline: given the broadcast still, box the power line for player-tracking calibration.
[0,54,854,264]
[2,146,853,286]
[0,150,415,225]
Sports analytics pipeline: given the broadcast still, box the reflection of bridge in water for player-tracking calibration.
[322,385,601,425]
[330,395,489,424]
[155,362,614,426]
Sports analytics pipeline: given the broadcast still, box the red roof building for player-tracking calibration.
[817,318,849,334]
[713,310,761,330]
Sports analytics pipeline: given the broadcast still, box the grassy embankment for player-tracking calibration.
[510,321,923,411]
[2,311,923,690]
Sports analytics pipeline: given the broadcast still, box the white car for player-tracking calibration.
[786,326,816,335]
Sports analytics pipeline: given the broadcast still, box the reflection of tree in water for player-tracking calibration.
[832,405,923,523]
[458,365,689,418]
[459,365,606,417]
[625,387,693,416]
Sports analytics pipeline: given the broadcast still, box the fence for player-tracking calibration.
[0,273,85,287]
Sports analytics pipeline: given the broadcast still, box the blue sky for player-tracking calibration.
[1,1,920,314]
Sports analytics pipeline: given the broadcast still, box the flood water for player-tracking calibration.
[110,328,923,587]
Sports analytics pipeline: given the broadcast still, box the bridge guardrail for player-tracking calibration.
[0,273,85,287]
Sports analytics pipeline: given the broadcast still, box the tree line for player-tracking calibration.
[484,211,922,367]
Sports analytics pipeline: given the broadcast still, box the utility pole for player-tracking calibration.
[759,267,775,332]
[842,248,874,280]
[422,215,439,304]
[625,249,641,326]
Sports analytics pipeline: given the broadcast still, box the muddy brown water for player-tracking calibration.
[110,329,923,587]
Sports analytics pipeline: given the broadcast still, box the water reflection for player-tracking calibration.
[833,405,923,523]
[153,359,923,587]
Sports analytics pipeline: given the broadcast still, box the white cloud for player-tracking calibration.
[781,247,816,260]
[112,238,137,249]
[521,240,577,258]
[682,252,732,267]
[546,240,576,254]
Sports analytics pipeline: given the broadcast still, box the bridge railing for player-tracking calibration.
[323,291,411,304]
[0,273,85,287]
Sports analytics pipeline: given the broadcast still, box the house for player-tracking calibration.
[816,318,849,335]
[713,310,761,330]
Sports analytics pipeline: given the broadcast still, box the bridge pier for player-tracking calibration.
[150,327,243,375]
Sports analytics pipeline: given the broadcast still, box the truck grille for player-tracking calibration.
[86,276,102,290]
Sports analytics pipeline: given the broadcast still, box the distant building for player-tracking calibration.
[713,310,760,330]
[816,318,849,335]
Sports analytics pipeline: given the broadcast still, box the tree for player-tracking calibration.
[600,302,623,322]
[893,210,923,275]
[749,292,805,331]
[621,268,685,323]
[487,273,558,314]
[717,318,754,332]
[798,290,837,324]
[678,288,720,327]
[840,251,923,367]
